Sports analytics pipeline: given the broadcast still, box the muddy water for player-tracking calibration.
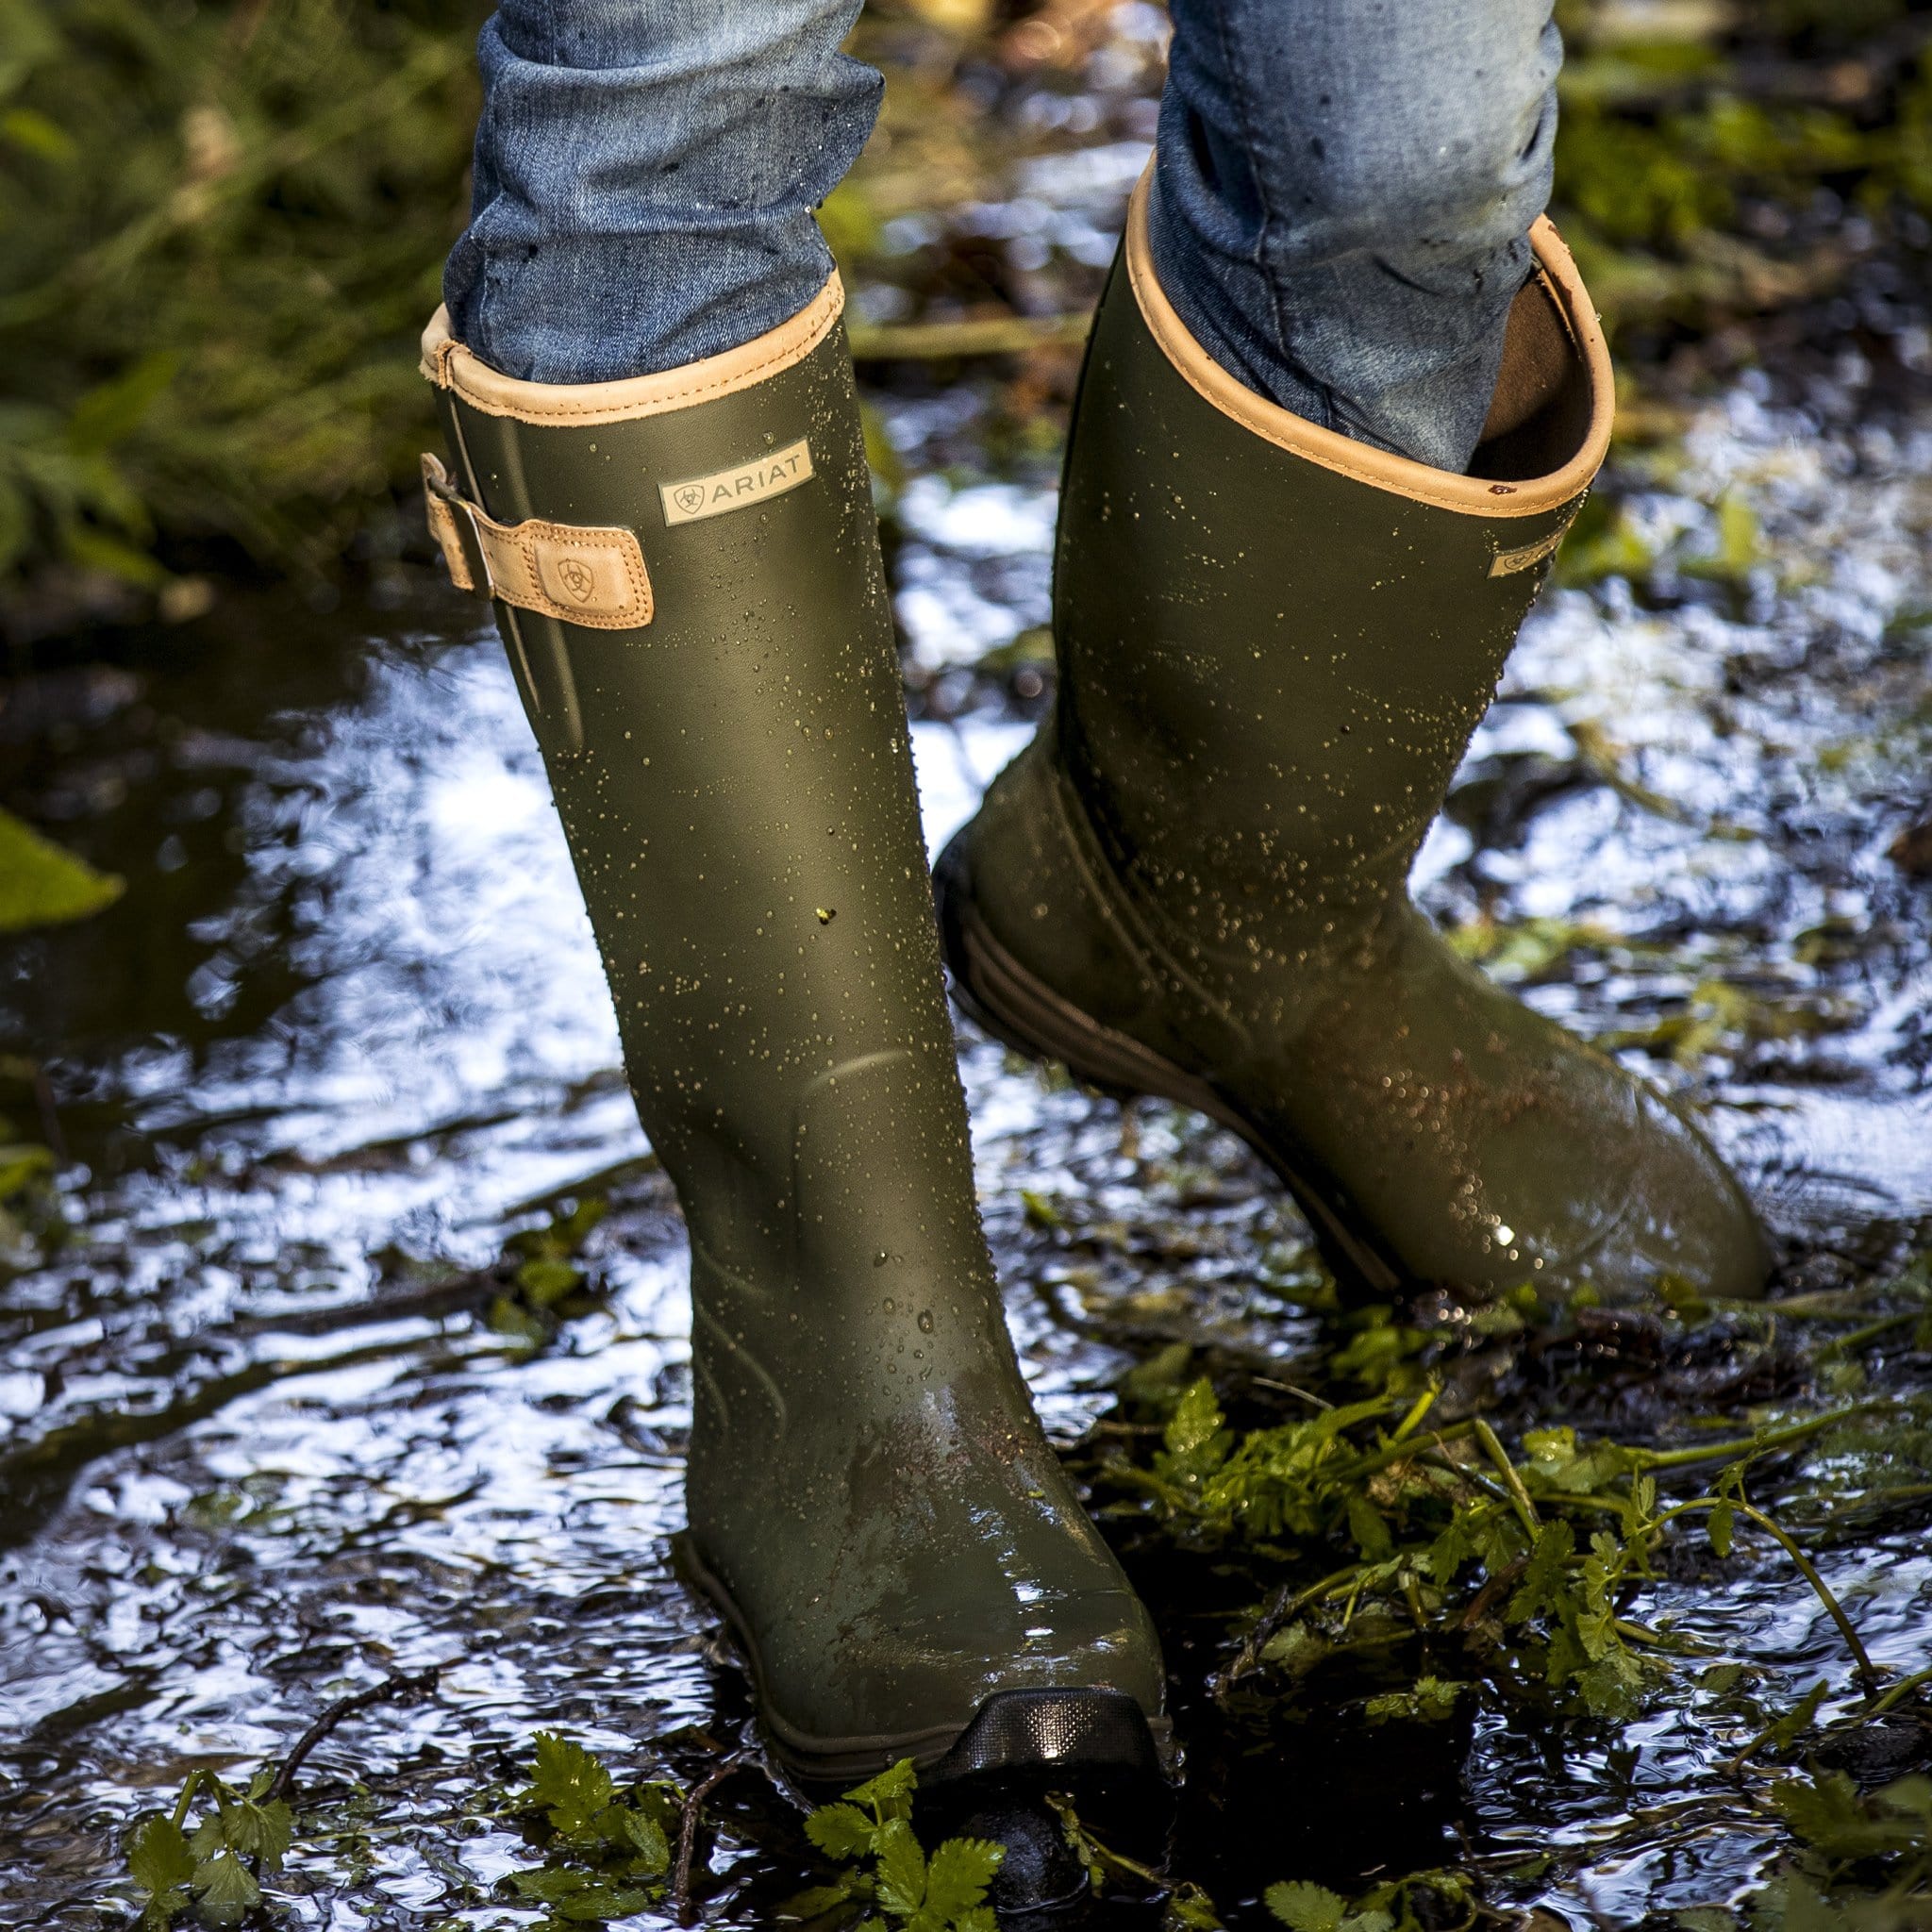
[7,122,1932,1932]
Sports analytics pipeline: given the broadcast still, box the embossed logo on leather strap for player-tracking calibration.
[659,438,815,526]
[421,454,654,629]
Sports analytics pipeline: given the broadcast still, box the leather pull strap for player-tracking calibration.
[421,454,654,630]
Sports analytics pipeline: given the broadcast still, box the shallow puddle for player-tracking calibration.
[6,55,1932,1932]
[5,354,1931,1926]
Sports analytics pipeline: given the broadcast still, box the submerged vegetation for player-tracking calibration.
[97,1268,1932,1927]
[0,0,1928,623]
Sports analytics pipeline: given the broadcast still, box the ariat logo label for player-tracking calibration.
[555,556,596,603]
[1489,511,1577,578]
[660,438,815,526]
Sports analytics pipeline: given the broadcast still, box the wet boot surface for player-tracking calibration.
[423,287,1167,1782]
[939,179,1771,1310]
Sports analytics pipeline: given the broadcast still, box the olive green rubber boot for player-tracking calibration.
[936,175,1771,1307]
[420,277,1166,1782]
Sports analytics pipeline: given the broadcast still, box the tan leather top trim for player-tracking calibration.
[1123,169,1613,518]
[419,273,845,426]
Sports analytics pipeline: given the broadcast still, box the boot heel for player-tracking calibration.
[934,830,1193,1110]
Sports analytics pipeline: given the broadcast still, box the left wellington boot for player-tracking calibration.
[418,278,1168,1786]
[937,171,1772,1307]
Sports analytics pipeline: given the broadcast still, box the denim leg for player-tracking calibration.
[444,0,880,383]
[1148,0,1562,471]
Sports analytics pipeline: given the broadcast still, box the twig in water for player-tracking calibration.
[671,1751,753,1925]
[266,1664,444,1804]
[1215,1563,1364,1695]
[1853,1665,1932,1723]
[1728,1502,1877,1690]
[1251,1377,1334,1411]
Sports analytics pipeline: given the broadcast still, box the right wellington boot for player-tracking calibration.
[417,277,1166,1785]
[937,176,1771,1308]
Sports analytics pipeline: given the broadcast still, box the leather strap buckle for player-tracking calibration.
[420,453,654,630]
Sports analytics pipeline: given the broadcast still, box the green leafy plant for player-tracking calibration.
[789,1758,1005,1931]
[1112,1372,1876,1724]
[126,1770,293,1929]
[1267,1868,1478,1932]
[1669,1772,1932,1928]
[503,1732,680,1927]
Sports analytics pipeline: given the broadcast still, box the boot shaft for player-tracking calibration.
[422,284,994,1350]
[1052,174,1613,959]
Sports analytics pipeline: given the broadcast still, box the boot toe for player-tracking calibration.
[1541,1084,1773,1305]
[746,1578,1168,1780]
[783,1582,1159,1734]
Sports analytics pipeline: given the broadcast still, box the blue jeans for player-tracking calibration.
[444,1,1559,473]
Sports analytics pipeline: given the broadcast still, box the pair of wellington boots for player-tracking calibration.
[421,169,1769,1787]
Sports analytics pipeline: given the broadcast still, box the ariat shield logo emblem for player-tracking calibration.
[1489,509,1578,578]
[660,438,815,526]
[556,557,595,603]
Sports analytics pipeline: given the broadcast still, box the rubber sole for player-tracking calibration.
[673,1533,1173,1790]
[932,827,1406,1301]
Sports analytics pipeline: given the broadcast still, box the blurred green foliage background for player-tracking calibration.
[0,0,1926,624]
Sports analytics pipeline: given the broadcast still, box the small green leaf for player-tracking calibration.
[62,525,169,589]
[1266,1879,1349,1932]
[619,1807,670,1874]
[783,1877,865,1917]
[1,106,76,161]
[1159,1377,1232,1484]
[0,808,123,934]
[1020,1189,1063,1230]
[487,1294,551,1342]
[873,1818,926,1917]
[1771,1771,1928,1860]
[1165,1882,1224,1929]
[1706,1497,1734,1559]
[516,1256,583,1305]
[1764,1680,1830,1756]
[127,1813,196,1928]
[806,1801,879,1859]
[1506,1520,1577,1625]
[65,351,180,456]
[1260,1623,1329,1677]
[513,1866,595,1904]
[1674,1908,1738,1932]
[1345,1491,1393,1560]
[558,1885,650,1921]
[920,1836,1004,1920]
[521,1731,617,1838]
[1576,1648,1648,1722]
[1363,1676,1468,1725]
[191,1850,260,1927]
[217,1789,292,1869]
[841,1757,917,1821]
